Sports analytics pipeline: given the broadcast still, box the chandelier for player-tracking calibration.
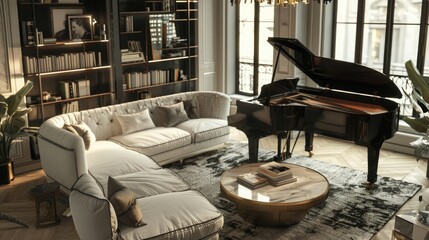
[229,0,333,7]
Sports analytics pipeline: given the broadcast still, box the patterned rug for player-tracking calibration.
[167,141,422,240]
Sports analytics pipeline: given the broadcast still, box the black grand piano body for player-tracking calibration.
[228,37,402,184]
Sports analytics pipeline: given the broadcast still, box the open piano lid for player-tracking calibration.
[268,37,402,98]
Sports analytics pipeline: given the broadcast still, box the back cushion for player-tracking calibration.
[70,174,118,240]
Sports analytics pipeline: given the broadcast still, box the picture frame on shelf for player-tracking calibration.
[51,7,83,41]
[67,15,93,41]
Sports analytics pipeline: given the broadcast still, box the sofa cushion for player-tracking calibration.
[112,169,190,198]
[151,101,189,127]
[176,98,199,119]
[108,176,145,227]
[175,118,230,143]
[63,122,96,150]
[109,127,192,157]
[118,190,224,240]
[70,174,118,240]
[115,109,156,135]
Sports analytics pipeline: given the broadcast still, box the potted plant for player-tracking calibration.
[401,60,429,159]
[0,81,34,185]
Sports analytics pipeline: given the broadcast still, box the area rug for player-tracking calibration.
[167,141,422,240]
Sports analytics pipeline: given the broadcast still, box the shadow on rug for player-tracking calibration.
[168,141,422,240]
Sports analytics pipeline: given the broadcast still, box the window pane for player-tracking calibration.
[337,0,358,23]
[335,23,356,62]
[238,4,255,94]
[393,1,421,24]
[424,29,429,75]
[364,0,388,24]
[390,25,419,75]
[362,24,385,71]
[258,3,274,93]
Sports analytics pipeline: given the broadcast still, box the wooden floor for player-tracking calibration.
[1,127,428,240]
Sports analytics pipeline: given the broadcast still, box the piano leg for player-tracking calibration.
[247,136,261,163]
[366,138,384,187]
[305,131,315,158]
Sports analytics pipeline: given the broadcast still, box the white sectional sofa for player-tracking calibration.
[37,91,230,239]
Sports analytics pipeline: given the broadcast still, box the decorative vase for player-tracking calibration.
[0,161,14,185]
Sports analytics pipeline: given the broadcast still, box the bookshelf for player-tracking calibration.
[17,0,199,125]
[17,0,114,126]
[113,0,198,102]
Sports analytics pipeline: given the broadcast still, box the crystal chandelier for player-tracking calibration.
[229,0,333,7]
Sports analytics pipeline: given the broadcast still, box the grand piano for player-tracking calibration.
[228,37,402,185]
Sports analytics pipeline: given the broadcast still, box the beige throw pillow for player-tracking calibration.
[115,109,156,135]
[152,101,189,127]
[107,176,145,227]
[63,122,96,150]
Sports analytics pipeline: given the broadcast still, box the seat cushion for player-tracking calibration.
[118,190,224,240]
[175,118,230,143]
[109,127,192,157]
[110,169,190,198]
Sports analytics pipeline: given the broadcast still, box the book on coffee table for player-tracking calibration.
[237,172,268,189]
[257,162,297,186]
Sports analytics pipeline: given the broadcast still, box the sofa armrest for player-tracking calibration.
[38,120,88,191]
[195,91,231,120]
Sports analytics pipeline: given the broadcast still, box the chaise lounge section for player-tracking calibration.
[37,91,230,239]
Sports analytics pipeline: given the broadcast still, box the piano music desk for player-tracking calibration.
[220,162,329,226]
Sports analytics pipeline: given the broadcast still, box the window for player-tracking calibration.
[236,3,275,96]
[333,0,429,116]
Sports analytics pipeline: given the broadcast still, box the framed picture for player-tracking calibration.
[51,7,83,41]
[67,15,93,41]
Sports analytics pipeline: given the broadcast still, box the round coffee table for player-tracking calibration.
[220,162,329,226]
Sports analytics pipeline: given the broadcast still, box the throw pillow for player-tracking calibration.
[63,122,96,150]
[107,176,145,227]
[115,109,156,135]
[175,98,199,119]
[152,101,189,127]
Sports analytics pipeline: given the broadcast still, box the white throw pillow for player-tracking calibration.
[115,109,156,135]
[63,122,96,150]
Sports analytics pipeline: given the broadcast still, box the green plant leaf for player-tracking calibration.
[405,60,429,103]
[0,102,7,119]
[11,108,32,119]
[5,81,33,116]
[401,116,429,133]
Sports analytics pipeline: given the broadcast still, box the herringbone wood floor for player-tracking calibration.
[0,127,428,240]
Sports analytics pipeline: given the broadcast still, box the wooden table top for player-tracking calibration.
[220,162,329,207]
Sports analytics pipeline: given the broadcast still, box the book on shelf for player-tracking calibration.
[58,80,90,99]
[237,172,268,189]
[62,101,79,114]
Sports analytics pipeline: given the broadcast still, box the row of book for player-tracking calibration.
[23,51,102,75]
[120,15,134,32]
[62,101,79,114]
[121,51,146,63]
[123,68,180,89]
[58,80,91,100]
[237,161,297,189]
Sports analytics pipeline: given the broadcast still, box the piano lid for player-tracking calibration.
[268,37,402,98]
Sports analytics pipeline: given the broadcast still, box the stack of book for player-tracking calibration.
[256,162,297,186]
[237,172,268,189]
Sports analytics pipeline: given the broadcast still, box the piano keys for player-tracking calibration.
[228,37,402,185]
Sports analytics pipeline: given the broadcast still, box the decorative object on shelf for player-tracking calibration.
[0,81,33,185]
[30,182,61,228]
[228,0,333,7]
[68,14,93,41]
[51,7,84,41]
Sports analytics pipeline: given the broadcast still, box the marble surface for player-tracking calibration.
[220,162,329,205]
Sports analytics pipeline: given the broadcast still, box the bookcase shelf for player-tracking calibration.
[18,0,114,126]
[115,0,199,102]
[17,0,198,125]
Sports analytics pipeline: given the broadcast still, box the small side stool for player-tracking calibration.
[30,182,61,228]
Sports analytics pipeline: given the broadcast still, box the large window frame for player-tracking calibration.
[331,0,429,76]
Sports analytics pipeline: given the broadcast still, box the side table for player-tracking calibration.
[393,214,429,240]
[29,182,61,228]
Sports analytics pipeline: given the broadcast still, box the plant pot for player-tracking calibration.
[0,161,14,185]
